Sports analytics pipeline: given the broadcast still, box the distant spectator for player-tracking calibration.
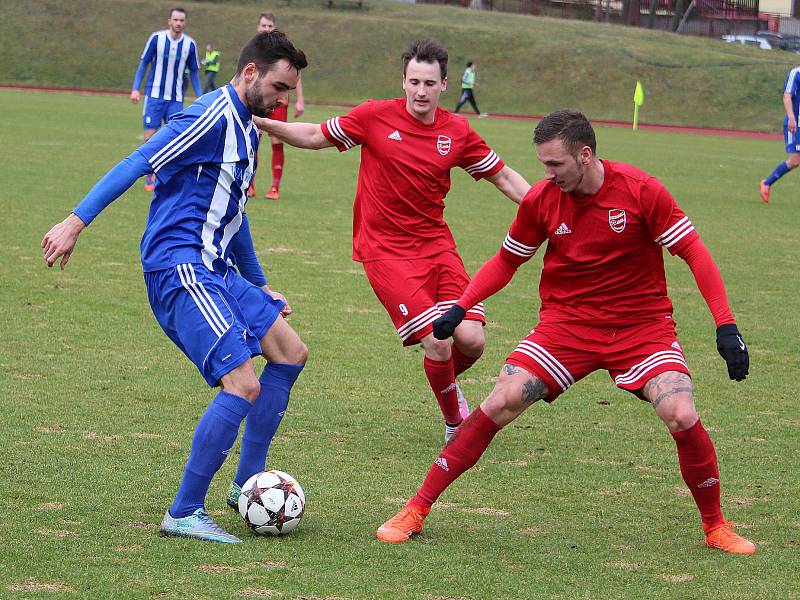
[202,43,221,93]
[454,61,486,118]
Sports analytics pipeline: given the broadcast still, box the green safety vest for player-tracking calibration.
[461,68,475,89]
[205,50,220,73]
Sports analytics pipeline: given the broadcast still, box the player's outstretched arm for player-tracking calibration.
[676,236,749,381]
[252,117,332,149]
[42,152,152,269]
[485,165,531,204]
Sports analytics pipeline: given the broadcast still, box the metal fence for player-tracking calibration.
[417,0,766,36]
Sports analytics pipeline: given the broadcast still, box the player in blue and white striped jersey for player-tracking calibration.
[131,7,202,191]
[760,65,800,203]
[42,32,308,544]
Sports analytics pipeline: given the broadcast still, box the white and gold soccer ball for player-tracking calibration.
[238,470,306,535]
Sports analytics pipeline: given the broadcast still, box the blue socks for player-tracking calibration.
[234,363,304,486]
[170,391,252,518]
[765,161,791,185]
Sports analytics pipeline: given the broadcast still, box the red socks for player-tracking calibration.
[410,407,502,509]
[671,419,725,531]
[271,142,284,188]
[423,356,459,424]
[451,344,479,377]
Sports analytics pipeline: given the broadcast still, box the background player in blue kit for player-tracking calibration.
[42,32,308,544]
[131,7,202,192]
[760,65,800,203]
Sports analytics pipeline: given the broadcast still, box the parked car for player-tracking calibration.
[721,34,773,50]
[755,30,800,52]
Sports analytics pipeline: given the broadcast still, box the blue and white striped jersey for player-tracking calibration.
[784,66,800,122]
[133,30,201,102]
[137,84,259,274]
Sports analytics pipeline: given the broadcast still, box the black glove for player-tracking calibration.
[432,305,467,340]
[716,323,749,381]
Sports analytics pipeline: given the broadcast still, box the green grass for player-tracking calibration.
[2,89,799,599]
[3,0,800,130]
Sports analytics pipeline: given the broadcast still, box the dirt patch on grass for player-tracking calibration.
[254,561,289,569]
[128,520,157,529]
[520,526,545,536]
[37,529,76,538]
[606,561,643,569]
[7,581,75,592]
[463,507,510,517]
[35,425,65,434]
[83,431,123,442]
[198,564,246,574]
[238,589,281,598]
[661,574,694,583]
[35,502,63,510]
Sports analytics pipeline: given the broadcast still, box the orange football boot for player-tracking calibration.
[264,186,280,200]
[247,182,256,198]
[376,503,429,543]
[144,174,155,192]
[759,180,770,204]
[705,521,756,554]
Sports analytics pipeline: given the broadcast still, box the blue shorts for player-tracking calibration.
[143,97,184,130]
[144,263,285,386]
[784,120,800,153]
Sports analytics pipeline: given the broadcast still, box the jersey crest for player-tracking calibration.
[608,209,626,233]
[437,135,452,156]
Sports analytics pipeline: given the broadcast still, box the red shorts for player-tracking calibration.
[506,318,691,401]
[270,104,288,122]
[362,251,486,346]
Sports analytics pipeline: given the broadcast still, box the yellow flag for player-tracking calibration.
[633,81,644,107]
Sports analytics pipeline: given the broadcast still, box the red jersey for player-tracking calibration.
[321,98,505,262]
[503,160,698,325]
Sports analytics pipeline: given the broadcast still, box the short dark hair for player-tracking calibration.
[235,31,308,77]
[169,7,187,18]
[259,12,276,23]
[533,109,596,155]
[466,61,474,68]
[402,38,448,80]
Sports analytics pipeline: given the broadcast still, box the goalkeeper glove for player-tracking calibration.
[716,323,749,381]
[433,305,466,340]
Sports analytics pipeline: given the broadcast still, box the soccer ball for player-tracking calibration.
[238,470,305,535]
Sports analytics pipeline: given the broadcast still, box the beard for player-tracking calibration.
[245,84,279,118]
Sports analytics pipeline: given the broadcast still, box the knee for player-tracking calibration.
[231,377,261,403]
[287,340,309,365]
[421,336,452,361]
[660,402,698,433]
[454,323,485,357]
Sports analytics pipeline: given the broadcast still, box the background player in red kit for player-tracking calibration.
[254,39,531,442]
[376,109,756,555]
[247,11,305,199]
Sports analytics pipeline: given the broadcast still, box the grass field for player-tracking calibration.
[4,0,800,130]
[2,89,799,599]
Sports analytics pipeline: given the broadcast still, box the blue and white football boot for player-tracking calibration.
[159,508,242,544]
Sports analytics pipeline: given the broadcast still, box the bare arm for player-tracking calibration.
[783,92,796,133]
[485,165,530,205]
[252,117,333,150]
